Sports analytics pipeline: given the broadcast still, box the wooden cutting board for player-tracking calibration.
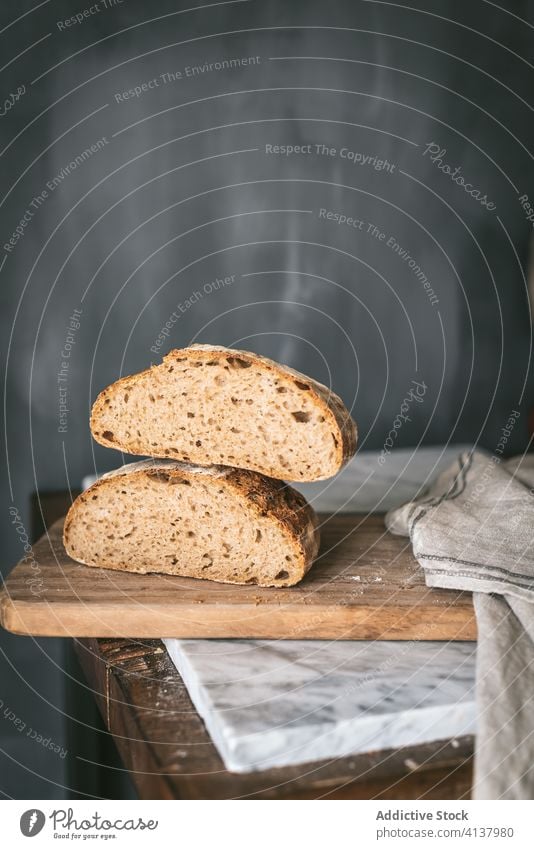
[0,514,476,640]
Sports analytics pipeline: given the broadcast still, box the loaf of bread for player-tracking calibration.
[63,460,320,587]
[90,345,357,481]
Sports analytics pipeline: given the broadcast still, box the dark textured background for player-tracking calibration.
[1,0,533,797]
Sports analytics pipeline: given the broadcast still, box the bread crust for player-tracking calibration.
[90,345,357,480]
[63,460,320,587]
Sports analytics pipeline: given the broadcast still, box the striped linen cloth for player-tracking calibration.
[386,450,534,799]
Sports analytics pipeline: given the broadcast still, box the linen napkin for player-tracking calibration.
[386,450,534,799]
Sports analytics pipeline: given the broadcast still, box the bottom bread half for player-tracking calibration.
[63,459,320,587]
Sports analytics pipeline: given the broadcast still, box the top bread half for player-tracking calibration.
[90,345,357,481]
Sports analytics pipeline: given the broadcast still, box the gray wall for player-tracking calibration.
[1,0,533,797]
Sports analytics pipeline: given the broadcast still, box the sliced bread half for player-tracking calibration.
[63,460,320,587]
[90,345,357,481]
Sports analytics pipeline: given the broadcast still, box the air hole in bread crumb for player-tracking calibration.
[195,440,202,447]
[227,356,252,369]
[294,381,310,390]
[292,411,311,423]
[245,576,258,584]
[148,471,170,482]
[187,531,195,537]
[187,412,195,418]
[149,394,155,402]
[332,434,339,448]
[255,529,262,542]
[124,393,129,403]
[230,427,240,434]
[275,570,289,580]
[276,386,287,393]
[102,430,115,441]
[231,397,239,405]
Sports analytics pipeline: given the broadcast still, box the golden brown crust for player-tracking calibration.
[90,345,357,480]
[63,460,320,587]
[222,466,320,580]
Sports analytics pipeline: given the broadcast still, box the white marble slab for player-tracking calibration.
[164,638,476,773]
[293,444,475,514]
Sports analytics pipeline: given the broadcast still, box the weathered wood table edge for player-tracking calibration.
[1,513,477,641]
[73,637,474,800]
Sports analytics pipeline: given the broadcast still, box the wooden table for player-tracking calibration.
[27,491,474,799]
[73,637,474,800]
